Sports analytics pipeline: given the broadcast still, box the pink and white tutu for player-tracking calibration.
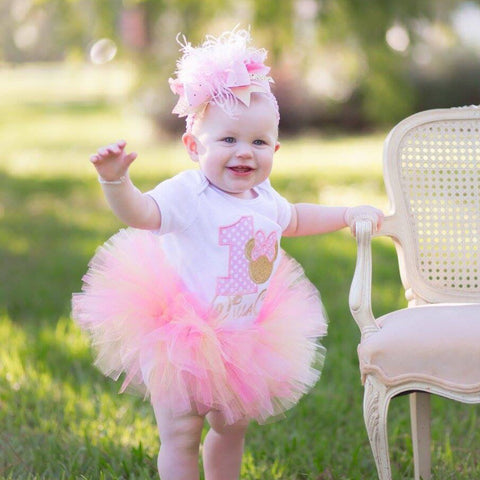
[72,228,327,424]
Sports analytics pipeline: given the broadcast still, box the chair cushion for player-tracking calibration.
[358,304,480,392]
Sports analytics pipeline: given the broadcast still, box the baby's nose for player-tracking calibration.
[235,142,253,158]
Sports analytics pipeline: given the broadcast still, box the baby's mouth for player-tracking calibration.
[229,166,254,173]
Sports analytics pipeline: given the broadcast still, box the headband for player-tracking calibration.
[168,28,278,128]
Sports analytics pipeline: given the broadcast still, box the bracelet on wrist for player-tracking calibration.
[98,175,126,185]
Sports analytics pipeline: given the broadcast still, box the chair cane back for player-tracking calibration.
[349,106,480,480]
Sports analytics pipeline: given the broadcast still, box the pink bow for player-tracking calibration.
[251,231,277,262]
[170,60,272,116]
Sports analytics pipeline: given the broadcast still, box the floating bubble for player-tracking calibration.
[452,2,480,50]
[90,38,117,64]
[14,23,38,50]
[386,24,410,53]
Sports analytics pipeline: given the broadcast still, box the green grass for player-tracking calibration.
[2,63,480,479]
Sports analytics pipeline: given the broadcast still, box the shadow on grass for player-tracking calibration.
[0,169,163,478]
[0,170,168,321]
[0,170,100,320]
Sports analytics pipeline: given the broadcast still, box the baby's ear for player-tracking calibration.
[182,133,199,162]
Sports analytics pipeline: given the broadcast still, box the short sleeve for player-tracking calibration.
[271,188,292,231]
[146,170,204,234]
[258,180,292,231]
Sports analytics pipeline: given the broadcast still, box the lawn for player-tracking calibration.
[1,63,480,479]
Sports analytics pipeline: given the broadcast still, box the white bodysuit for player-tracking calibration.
[147,169,292,327]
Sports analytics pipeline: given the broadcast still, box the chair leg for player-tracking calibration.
[410,392,431,480]
[364,376,392,480]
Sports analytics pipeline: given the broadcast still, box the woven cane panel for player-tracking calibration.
[398,120,480,293]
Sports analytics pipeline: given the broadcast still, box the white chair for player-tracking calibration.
[349,106,480,480]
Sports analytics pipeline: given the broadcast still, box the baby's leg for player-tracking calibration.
[203,411,249,480]
[153,403,204,480]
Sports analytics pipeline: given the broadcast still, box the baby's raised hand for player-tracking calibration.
[344,205,384,236]
[90,140,137,182]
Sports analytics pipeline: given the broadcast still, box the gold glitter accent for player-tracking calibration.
[245,238,278,284]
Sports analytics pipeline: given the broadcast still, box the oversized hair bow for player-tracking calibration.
[168,29,275,118]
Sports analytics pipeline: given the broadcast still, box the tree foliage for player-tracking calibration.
[3,0,476,128]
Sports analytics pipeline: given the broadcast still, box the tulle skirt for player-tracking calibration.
[72,228,327,424]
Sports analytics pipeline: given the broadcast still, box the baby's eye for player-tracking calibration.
[222,137,236,144]
[253,139,267,146]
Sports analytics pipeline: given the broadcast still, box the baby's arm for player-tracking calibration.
[283,203,383,237]
[90,140,161,230]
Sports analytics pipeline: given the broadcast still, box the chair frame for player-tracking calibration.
[349,106,480,480]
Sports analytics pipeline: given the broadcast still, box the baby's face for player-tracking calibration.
[184,94,280,199]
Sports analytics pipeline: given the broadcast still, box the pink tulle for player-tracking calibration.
[72,228,327,424]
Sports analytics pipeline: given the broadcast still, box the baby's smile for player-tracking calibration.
[228,166,255,174]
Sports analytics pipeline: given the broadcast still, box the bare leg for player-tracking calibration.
[203,411,249,480]
[153,403,205,480]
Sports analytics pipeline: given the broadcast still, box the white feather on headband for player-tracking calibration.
[169,28,276,120]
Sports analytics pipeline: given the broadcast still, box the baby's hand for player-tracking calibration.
[344,205,384,235]
[90,140,137,182]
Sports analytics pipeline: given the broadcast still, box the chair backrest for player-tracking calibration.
[380,106,480,305]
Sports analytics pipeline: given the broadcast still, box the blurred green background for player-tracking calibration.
[2,0,480,133]
[2,1,480,479]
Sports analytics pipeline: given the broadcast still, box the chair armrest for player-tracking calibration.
[349,219,379,338]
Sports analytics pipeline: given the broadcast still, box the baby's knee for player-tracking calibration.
[207,411,249,436]
[158,414,204,454]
